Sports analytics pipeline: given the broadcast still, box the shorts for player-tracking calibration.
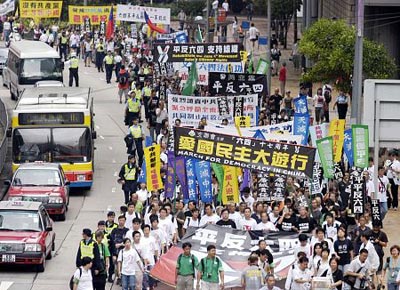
[118,88,129,98]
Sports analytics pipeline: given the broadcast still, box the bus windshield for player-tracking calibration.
[12,128,92,164]
[19,58,62,84]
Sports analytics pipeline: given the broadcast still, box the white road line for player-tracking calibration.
[0,281,14,290]
[95,125,100,129]
[108,146,113,150]
[100,135,105,140]
[112,159,116,163]
[113,171,118,176]
[111,187,116,193]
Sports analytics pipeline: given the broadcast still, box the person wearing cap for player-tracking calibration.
[105,212,118,235]
[93,230,111,289]
[103,50,114,84]
[125,91,141,126]
[64,51,79,87]
[128,118,144,166]
[118,154,141,204]
[118,65,130,104]
[76,228,101,276]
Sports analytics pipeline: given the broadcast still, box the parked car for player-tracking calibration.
[0,47,8,75]
[0,200,55,272]
[6,162,70,221]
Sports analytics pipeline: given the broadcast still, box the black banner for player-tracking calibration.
[371,199,382,226]
[233,97,244,117]
[209,72,267,96]
[351,167,365,214]
[174,126,316,178]
[153,43,241,63]
[333,163,344,181]
[273,174,286,201]
[100,20,105,35]
[310,162,323,195]
[84,17,91,32]
[154,62,174,78]
[217,97,229,116]
[158,81,167,100]
[256,173,270,201]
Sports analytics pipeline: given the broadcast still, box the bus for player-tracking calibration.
[9,87,96,189]
[7,40,63,100]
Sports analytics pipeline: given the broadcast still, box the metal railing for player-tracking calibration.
[0,98,8,174]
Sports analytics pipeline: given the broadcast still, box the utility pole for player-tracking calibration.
[84,0,87,6]
[351,0,364,124]
[267,0,271,96]
[206,0,209,42]
[293,0,298,43]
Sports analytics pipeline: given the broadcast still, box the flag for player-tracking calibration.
[195,25,203,43]
[182,61,198,96]
[195,161,212,203]
[106,6,114,41]
[185,158,198,201]
[211,163,224,202]
[144,11,167,34]
[222,165,240,205]
[247,52,254,73]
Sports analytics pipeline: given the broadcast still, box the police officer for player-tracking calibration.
[95,38,105,72]
[103,50,114,84]
[142,81,152,122]
[66,52,79,87]
[118,155,141,204]
[105,211,118,235]
[59,31,68,61]
[125,91,141,127]
[76,228,101,275]
[128,117,144,167]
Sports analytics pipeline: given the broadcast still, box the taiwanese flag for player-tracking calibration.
[144,11,167,34]
[106,6,114,40]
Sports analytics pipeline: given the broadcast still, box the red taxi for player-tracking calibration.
[6,162,70,221]
[0,201,55,272]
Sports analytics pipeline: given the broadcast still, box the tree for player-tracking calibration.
[299,19,397,93]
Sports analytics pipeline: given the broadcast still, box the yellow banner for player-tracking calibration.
[235,116,251,128]
[20,1,62,19]
[144,145,163,192]
[329,119,346,163]
[221,165,239,205]
[68,5,112,25]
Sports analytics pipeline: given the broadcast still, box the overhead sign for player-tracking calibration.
[20,0,62,18]
[0,0,14,16]
[154,43,241,63]
[116,4,170,25]
[168,94,258,127]
[68,5,112,25]
[208,72,267,96]
[174,127,316,178]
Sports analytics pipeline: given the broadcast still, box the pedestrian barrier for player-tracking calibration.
[0,98,8,174]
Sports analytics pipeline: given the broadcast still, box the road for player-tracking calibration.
[0,61,136,290]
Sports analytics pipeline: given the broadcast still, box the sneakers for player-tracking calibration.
[107,277,114,283]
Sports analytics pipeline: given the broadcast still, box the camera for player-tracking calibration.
[359,277,366,289]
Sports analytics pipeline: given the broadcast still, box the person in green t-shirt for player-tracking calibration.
[197,244,224,290]
[176,242,199,290]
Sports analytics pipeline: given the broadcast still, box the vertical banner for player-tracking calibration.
[293,113,310,146]
[351,167,364,214]
[100,20,106,35]
[222,165,240,205]
[211,163,224,202]
[144,145,163,192]
[316,137,335,179]
[234,116,251,128]
[84,17,91,32]
[233,97,244,117]
[293,95,309,115]
[185,158,198,202]
[255,58,268,75]
[165,152,188,200]
[137,160,146,184]
[257,173,270,201]
[217,97,230,116]
[333,163,344,181]
[195,161,213,203]
[371,199,382,226]
[329,119,346,163]
[310,162,323,195]
[273,174,286,201]
[343,129,354,167]
[352,125,369,168]
[240,169,251,191]
[309,123,329,162]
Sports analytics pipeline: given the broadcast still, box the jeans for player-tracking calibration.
[388,282,397,290]
[121,274,135,290]
[380,201,388,220]
[339,264,350,290]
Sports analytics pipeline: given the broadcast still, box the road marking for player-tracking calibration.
[100,78,105,81]
[108,146,113,150]
[112,159,116,163]
[0,281,14,290]
[113,171,118,176]
[111,187,116,193]
[100,135,105,140]
[96,125,100,129]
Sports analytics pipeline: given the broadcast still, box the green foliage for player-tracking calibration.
[169,1,205,17]
[299,19,397,93]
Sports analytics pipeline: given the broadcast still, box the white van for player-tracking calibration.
[8,41,63,100]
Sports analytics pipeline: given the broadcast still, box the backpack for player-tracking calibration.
[119,72,129,85]
[69,267,82,290]
[177,253,196,277]
[200,256,221,275]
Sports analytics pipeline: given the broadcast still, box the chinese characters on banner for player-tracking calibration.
[221,166,239,204]
[194,161,213,203]
[371,199,382,226]
[233,97,244,117]
[316,137,334,179]
[165,152,188,200]
[309,162,323,194]
[273,174,287,201]
[144,145,163,191]
[293,95,308,115]
[309,123,329,162]
[333,163,344,181]
[208,72,267,96]
[20,1,62,18]
[255,58,269,75]
[154,43,241,63]
[240,121,294,136]
[351,167,365,214]
[84,17,91,32]
[343,129,354,167]
[174,127,316,178]
[68,5,111,25]
[185,158,198,201]
[256,173,270,201]
[217,97,230,116]
[352,125,369,168]
[234,116,250,128]
[329,119,345,163]
[168,94,258,127]
[116,5,171,25]
[293,113,310,146]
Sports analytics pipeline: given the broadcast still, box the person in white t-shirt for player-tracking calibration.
[199,204,220,226]
[256,212,277,232]
[140,225,158,288]
[158,207,177,245]
[248,23,259,49]
[124,202,141,230]
[126,218,144,241]
[183,208,201,235]
[377,166,391,220]
[117,238,143,290]
[292,256,312,290]
[150,215,167,256]
[222,0,229,12]
[72,256,93,290]
[364,171,375,199]
[136,183,150,205]
[228,203,242,226]
[241,187,255,209]
[239,207,258,230]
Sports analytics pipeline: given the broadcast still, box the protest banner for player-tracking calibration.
[293,113,310,146]
[168,94,258,126]
[329,119,346,163]
[20,0,62,18]
[309,162,323,195]
[195,161,213,203]
[255,58,268,74]
[208,72,267,96]
[221,165,240,204]
[144,145,163,191]
[316,137,334,179]
[256,173,271,201]
[350,167,365,214]
[240,121,294,135]
[217,97,230,117]
[165,152,188,200]
[185,158,198,202]
[68,5,111,25]
[343,129,354,167]
[151,224,300,287]
[0,0,14,16]
[154,43,241,63]
[309,123,329,162]
[116,4,170,25]
[234,116,251,128]
[371,199,382,226]
[352,125,369,168]
[174,127,316,178]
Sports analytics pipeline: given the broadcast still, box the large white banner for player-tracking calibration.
[0,0,14,15]
[168,94,258,127]
[174,62,243,86]
[116,4,170,25]
[240,121,294,136]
